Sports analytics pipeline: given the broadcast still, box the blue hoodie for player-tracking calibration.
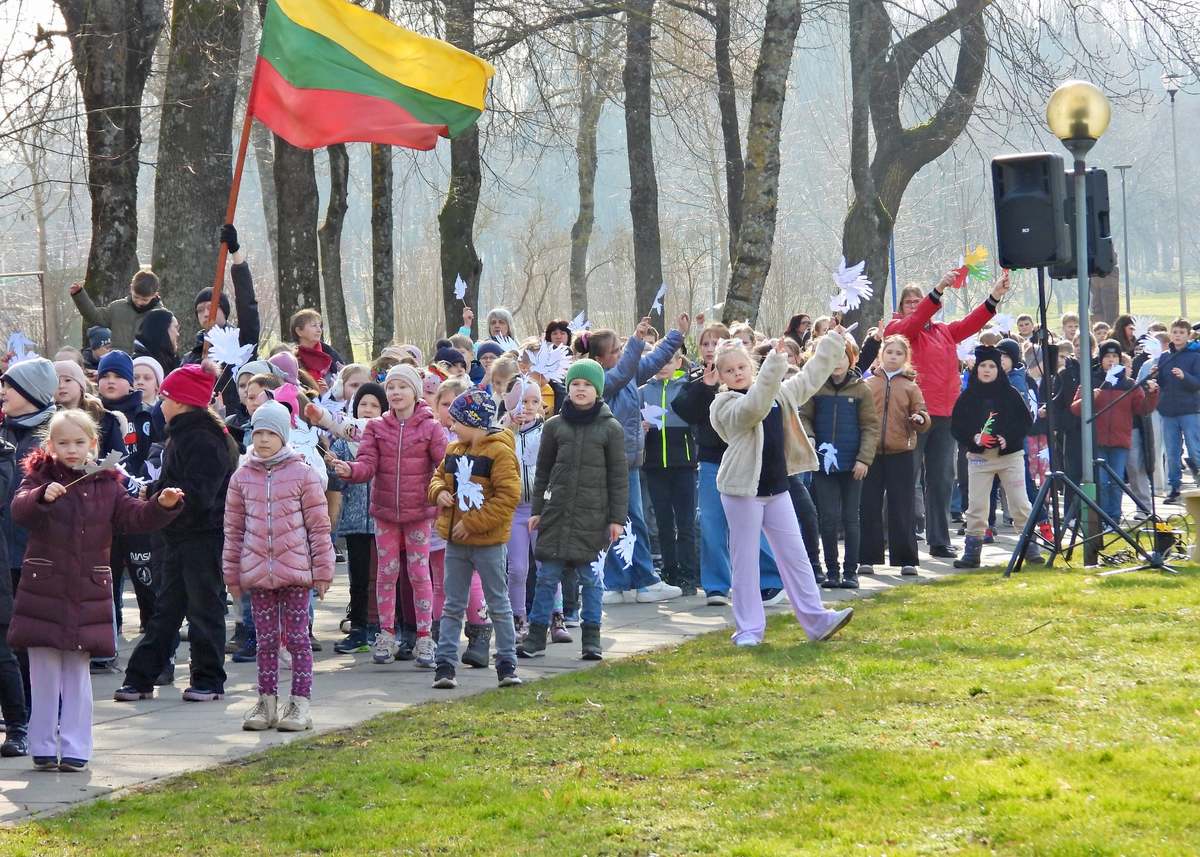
[604,330,685,467]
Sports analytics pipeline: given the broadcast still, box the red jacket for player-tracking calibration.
[345,403,447,525]
[1071,382,1159,449]
[7,450,179,656]
[884,293,995,417]
[223,451,335,592]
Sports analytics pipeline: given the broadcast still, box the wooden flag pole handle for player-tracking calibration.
[205,74,260,342]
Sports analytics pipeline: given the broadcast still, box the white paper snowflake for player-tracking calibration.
[525,343,571,382]
[651,283,667,316]
[1131,315,1155,341]
[205,326,253,371]
[818,442,840,474]
[590,547,609,581]
[454,274,468,301]
[830,257,873,313]
[956,334,980,362]
[991,313,1015,334]
[568,311,590,333]
[145,459,162,482]
[1141,337,1164,360]
[83,449,123,476]
[614,518,636,568]
[455,456,485,512]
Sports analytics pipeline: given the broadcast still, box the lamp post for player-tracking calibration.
[1047,79,1111,566]
[1163,72,1185,315]
[1113,163,1133,313]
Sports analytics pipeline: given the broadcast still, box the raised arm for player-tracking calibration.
[636,329,685,385]
[69,284,109,328]
[711,349,788,436]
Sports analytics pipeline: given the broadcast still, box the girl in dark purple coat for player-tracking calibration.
[7,410,182,772]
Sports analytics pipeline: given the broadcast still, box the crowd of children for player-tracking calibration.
[2,233,1196,772]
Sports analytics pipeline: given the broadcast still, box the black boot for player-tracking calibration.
[839,567,859,589]
[954,536,983,569]
[395,623,417,661]
[517,623,548,658]
[462,623,492,668]
[1,725,28,757]
[581,623,602,660]
[821,569,841,588]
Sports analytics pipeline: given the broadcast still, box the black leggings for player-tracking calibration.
[344,533,374,629]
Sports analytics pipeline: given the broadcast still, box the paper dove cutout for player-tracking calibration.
[830,258,873,313]
[145,459,162,482]
[956,334,980,361]
[568,311,591,333]
[6,332,37,363]
[1104,365,1125,387]
[640,404,667,429]
[1131,315,1155,341]
[455,456,485,512]
[651,283,667,316]
[991,313,1014,334]
[614,518,637,568]
[205,326,254,371]
[83,450,123,476]
[492,335,521,354]
[525,343,571,382]
[818,442,839,474]
[1141,337,1164,360]
[454,274,468,301]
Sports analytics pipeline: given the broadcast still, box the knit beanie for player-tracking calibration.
[87,326,112,351]
[54,359,88,394]
[434,346,467,368]
[97,349,135,385]
[160,363,217,408]
[250,399,291,444]
[1097,339,1123,361]
[384,364,424,401]
[401,344,424,365]
[973,345,1003,373]
[422,372,441,397]
[565,358,605,396]
[193,287,231,321]
[448,388,496,429]
[237,359,285,382]
[476,341,504,360]
[268,352,299,384]
[133,356,165,388]
[3,357,59,409]
[352,382,386,418]
[996,338,1022,369]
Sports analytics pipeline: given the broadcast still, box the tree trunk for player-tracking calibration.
[371,143,395,353]
[318,144,353,361]
[439,0,482,337]
[722,0,804,326]
[152,0,243,345]
[568,23,611,319]
[54,0,165,304]
[251,118,279,273]
[273,137,321,339]
[624,0,664,319]
[713,0,743,266]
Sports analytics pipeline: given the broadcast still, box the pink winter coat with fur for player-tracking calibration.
[344,403,446,525]
[222,450,335,591]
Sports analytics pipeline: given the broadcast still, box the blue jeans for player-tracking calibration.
[436,543,517,668]
[1161,412,1200,493]
[697,461,782,594]
[1096,445,1129,523]
[603,468,663,591]
[532,559,602,627]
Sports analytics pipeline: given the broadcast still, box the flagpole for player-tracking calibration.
[205,69,260,336]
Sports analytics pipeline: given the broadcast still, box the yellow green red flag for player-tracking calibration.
[250,0,495,150]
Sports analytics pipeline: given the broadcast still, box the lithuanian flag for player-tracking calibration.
[251,0,494,151]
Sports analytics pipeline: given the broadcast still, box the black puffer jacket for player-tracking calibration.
[0,439,15,623]
[184,260,260,415]
[531,401,629,565]
[154,409,238,539]
[0,410,54,571]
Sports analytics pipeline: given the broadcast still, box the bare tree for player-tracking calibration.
[273,138,321,337]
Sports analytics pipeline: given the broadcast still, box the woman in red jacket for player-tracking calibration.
[884,269,1011,557]
[9,410,182,772]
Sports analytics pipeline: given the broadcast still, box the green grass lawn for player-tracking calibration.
[6,567,1200,856]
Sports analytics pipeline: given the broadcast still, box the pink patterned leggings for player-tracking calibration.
[375,520,433,636]
[251,587,313,698]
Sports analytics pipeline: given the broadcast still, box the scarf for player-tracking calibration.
[250,445,296,469]
[297,344,333,380]
[5,403,55,429]
[561,399,603,424]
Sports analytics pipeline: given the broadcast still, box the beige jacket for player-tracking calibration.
[710,334,844,496]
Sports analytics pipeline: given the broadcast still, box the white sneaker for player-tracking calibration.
[815,607,854,642]
[242,694,277,731]
[635,581,683,603]
[601,590,625,605]
[761,588,790,607]
[276,695,312,732]
[372,630,397,664]
[414,636,435,669]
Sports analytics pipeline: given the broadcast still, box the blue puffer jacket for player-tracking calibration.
[603,329,685,467]
[1155,343,1200,417]
[330,437,374,536]
[799,372,880,473]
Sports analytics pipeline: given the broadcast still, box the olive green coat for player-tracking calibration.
[531,403,629,565]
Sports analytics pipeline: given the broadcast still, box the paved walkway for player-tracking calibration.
[0,532,1029,824]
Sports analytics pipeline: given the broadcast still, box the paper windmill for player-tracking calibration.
[818,442,839,474]
[205,326,253,371]
[455,456,485,512]
[979,411,998,448]
[525,343,571,383]
[830,257,873,313]
[568,311,590,333]
[952,245,991,288]
[454,274,468,301]
[614,518,636,569]
[651,283,667,316]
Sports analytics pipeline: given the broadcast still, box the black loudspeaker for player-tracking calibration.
[991,153,1071,269]
[1050,167,1115,280]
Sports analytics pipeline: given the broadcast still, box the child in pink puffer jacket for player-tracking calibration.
[223,401,334,734]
